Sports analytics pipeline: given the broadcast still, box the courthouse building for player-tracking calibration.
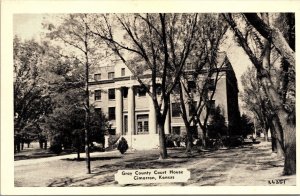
[88,53,241,149]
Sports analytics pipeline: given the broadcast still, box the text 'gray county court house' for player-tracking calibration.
[88,52,241,149]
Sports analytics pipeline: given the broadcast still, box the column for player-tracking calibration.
[164,104,170,134]
[115,88,123,135]
[128,86,135,135]
[149,95,157,134]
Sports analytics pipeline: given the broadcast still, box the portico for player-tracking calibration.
[112,84,171,149]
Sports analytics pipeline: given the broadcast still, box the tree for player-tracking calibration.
[13,36,52,152]
[240,114,254,138]
[241,66,279,152]
[41,43,107,160]
[172,14,229,153]
[207,106,227,138]
[223,13,295,175]
[44,14,104,173]
[90,13,200,159]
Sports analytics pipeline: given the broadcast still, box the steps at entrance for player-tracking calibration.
[122,134,159,150]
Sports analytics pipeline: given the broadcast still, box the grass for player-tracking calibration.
[14,148,75,161]
[14,142,296,187]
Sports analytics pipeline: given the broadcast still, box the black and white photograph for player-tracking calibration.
[1,0,299,195]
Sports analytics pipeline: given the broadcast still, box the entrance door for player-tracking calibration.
[136,114,149,134]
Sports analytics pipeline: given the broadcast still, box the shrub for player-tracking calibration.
[221,136,243,147]
[49,143,62,154]
[117,137,128,154]
[107,134,121,149]
[165,134,186,147]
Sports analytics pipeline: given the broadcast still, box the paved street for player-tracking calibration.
[14,141,296,187]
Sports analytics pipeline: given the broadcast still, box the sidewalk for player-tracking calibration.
[14,150,120,166]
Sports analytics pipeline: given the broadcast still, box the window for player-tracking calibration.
[121,68,125,76]
[172,102,181,117]
[137,86,146,96]
[172,83,180,94]
[94,90,101,100]
[185,63,196,70]
[94,73,101,81]
[136,114,149,134]
[188,80,196,92]
[108,107,115,120]
[124,115,128,134]
[206,78,215,90]
[207,100,216,113]
[108,89,115,100]
[189,101,197,116]
[122,87,128,98]
[108,129,116,135]
[95,108,102,115]
[108,72,115,79]
[144,121,149,132]
[172,126,181,135]
[137,122,143,133]
[156,84,162,95]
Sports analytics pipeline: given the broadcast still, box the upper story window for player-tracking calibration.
[95,108,102,115]
[95,90,101,101]
[207,100,216,113]
[108,107,115,120]
[172,83,180,94]
[185,63,196,71]
[137,86,147,97]
[172,102,181,117]
[108,72,115,79]
[121,68,125,76]
[189,101,197,116]
[206,78,215,90]
[108,88,115,100]
[172,126,181,135]
[188,80,196,93]
[156,84,162,95]
[122,87,128,98]
[94,73,101,81]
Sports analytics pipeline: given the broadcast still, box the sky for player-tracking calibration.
[13,14,47,42]
[13,14,252,111]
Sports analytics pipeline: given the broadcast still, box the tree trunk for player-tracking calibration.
[201,126,207,149]
[27,142,30,148]
[39,140,43,149]
[77,148,81,161]
[44,141,47,149]
[85,116,91,173]
[21,142,24,150]
[269,119,285,156]
[269,122,277,153]
[16,143,20,152]
[84,23,91,174]
[157,120,168,159]
[283,123,296,175]
[271,137,276,152]
[185,126,193,154]
[264,131,268,142]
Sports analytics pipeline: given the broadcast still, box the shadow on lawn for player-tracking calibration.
[15,153,59,161]
[14,149,74,161]
[62,156,122,161]
[47,144,279,187]
[48,153,192,187]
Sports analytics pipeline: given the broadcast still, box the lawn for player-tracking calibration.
[14,141,296,187]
